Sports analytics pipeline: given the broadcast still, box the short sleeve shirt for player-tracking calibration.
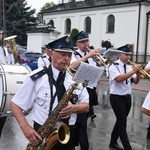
[109,59,136,95]
[11,66,89,126]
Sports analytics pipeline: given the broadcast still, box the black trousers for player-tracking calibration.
[77,113,89,150]
[0,117,7,138]
[34,121,78,150]
[110,94,132,150]
[86,87,98,116]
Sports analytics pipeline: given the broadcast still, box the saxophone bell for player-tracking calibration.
[44,123,70,150]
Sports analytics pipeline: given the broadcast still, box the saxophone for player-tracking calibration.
[26,82,78,150]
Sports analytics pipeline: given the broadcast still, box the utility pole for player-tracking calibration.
[3,0,7,38]
[0,0,2,22]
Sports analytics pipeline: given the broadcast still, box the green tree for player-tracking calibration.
[37,2,55,24]
[70,28,79,46]
[41,2,55,10]
[5,0,37,46]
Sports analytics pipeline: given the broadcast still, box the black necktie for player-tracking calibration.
[56,71,66,101]
[123,64,128,84]
[56,72,69,124]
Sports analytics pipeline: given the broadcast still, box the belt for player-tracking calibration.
[111,94,131,97]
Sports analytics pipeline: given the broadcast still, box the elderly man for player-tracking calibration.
[10,35,89,150]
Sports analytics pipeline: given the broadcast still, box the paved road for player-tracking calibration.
[0,78,150,150]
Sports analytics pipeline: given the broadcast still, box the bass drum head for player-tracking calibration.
[0,63,31,117]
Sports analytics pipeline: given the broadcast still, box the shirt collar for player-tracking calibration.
[51,65,60,79]
[118,59,125,67]
[76,48,85,57]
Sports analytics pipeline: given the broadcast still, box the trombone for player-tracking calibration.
[128,60,150,79]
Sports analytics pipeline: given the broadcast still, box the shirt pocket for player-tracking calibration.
[36,86,50,110]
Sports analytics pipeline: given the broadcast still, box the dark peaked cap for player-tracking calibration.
[74,31,89,42]
[117,44,132,54]
[48,36,73,53]
[45,45,51,51]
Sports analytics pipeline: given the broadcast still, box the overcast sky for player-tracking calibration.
[26,0,58,13]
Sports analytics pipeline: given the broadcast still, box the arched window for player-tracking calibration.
[84,17,91,34]
[65,18,71,34]
[107,15,115,33]
[47,19,54,28]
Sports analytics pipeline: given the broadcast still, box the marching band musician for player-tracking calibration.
[70,31,100,150]
[4,40,15,64]
[0,29,7,63]
[141,61,150,139]
[108,44,141,150]
[0,27,16,138]
[10,36,89,150]
[0,27,7,139]
[37,45,51,68]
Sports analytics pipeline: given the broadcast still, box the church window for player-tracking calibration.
[65,18,71,34]
[85,17,91,34]
[107,15,115,33]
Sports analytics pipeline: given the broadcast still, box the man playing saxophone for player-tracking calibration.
[10,36,89,150]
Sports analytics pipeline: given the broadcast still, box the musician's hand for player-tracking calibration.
[21,124,42,146]
[59,105,73,119]
[132,64,142,73]
[87,49,100,58]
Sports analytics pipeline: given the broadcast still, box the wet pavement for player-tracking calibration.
[0,77,150,150]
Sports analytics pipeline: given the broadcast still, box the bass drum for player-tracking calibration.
[0,63,31,117]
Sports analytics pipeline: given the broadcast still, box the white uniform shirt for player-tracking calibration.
[109,59,136,95]
[145,61,150,69]
[11,66,89,126]
[142,61,150,110]
[0,47,7,63]
[38,53,50,68]
[71,49,97,89]
[0,47,15,64]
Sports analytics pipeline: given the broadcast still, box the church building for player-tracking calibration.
[40,0,150,62]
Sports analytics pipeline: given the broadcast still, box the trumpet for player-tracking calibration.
[128,60,150,79]
[86,46,109,67]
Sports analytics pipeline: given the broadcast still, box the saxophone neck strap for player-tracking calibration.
[45,65,66,115]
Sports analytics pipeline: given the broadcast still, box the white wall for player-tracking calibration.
[42,3,150,58]
[27,32,60,53]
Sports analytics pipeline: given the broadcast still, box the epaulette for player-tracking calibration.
[41,54,46,58]
[30,68,47,81]
[74,51,82,58]
[74,51,79,55]
[113,62,119,65]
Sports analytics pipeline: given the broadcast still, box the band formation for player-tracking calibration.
[0,26,150,150]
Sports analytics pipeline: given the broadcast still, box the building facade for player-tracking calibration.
[40,0,150,62]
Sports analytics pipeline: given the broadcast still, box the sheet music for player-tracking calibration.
[72,62,104,87]
[103,49,122,62]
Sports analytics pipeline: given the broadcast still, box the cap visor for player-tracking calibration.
[54,49,73,53]
[122,52,132,54]
[77,38,89,42]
